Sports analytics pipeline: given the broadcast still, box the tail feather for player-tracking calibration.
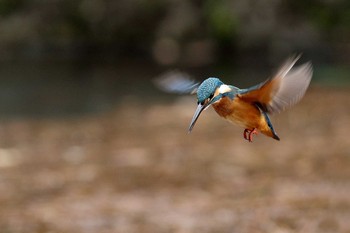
[256,104,280,141]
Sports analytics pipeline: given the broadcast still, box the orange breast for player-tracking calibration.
[212,97,268,132]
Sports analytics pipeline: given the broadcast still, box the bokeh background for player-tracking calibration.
[0,1,349,233]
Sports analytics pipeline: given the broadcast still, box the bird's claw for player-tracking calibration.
[243,128,258,142]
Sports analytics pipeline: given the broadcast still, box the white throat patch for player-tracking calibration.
[218,84,231,94]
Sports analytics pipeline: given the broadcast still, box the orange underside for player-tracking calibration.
[212,96,276,138]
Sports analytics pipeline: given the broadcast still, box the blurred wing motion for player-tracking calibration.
[239,55,313,113]
[154,70,199,94]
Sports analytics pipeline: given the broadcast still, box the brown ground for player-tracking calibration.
[0,87,350,233]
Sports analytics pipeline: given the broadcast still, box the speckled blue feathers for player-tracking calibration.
[197,78,223,104]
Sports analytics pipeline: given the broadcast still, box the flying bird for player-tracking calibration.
[155,55,313,142]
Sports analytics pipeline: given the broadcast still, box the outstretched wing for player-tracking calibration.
[238,55,313,113]
[154,70,199,94]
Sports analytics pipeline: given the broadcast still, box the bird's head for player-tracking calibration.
[189,77,224,132]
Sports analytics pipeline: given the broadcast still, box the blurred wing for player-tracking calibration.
[239,55,313,113]
[154,70,199,94]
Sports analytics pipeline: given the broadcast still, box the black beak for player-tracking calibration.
[188,102,209,132]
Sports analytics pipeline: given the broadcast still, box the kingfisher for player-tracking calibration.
[155,55,313,142]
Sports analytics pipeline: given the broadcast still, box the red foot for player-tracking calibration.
[243,128,258,142]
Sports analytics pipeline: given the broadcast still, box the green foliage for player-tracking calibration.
[0,0,23,16]
[286,0,350,34]
[0,0,347,62]
[204,0,237,42]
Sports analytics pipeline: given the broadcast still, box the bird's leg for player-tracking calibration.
[243,129,249,141]
[248,128,258,142]
[243,128,258,142]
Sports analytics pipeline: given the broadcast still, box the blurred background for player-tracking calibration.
[0,0,349,232]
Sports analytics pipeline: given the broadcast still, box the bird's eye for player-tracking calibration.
[209,94,214,99]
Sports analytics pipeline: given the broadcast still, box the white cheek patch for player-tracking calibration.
[211,84,232,106]
[219,84,231,94]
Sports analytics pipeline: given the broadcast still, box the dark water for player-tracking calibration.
[0,61,348,118]
[0,61,152,117]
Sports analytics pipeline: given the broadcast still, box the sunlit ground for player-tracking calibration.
[0,86,349,233]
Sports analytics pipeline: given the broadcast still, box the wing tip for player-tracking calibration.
[277,53,314,80]
[153,70,199,94]
[277,54,302,78]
